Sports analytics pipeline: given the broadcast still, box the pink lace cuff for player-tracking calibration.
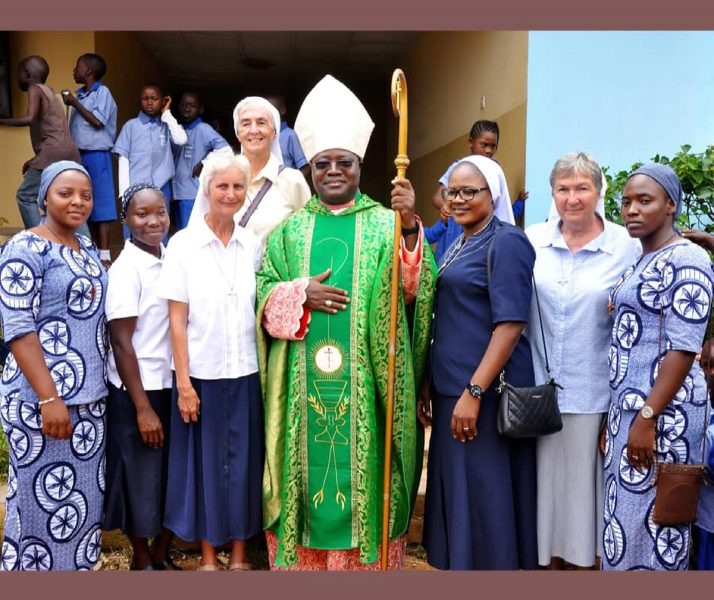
[400,217,424,304]
[263,278,311,340]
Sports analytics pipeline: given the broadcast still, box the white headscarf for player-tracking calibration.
[232,96,283,164]
[187,152,250,228]
[452,155,515,225]
[294,75,375,161]
[546,172,608,222]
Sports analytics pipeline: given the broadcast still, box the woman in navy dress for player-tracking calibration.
[420,155,538,570]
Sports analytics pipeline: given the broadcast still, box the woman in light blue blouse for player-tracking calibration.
[0,161,108,571]
[525,153,640,569]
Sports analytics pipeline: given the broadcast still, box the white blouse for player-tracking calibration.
[105,240,172,390]
[156,216,262,380]
[525,217,641,413]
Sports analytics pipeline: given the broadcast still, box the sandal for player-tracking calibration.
[228,562,251,571]
[196,563,222,571]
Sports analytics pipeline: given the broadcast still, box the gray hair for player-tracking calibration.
[549,152,603,194]
[201,151,250,190]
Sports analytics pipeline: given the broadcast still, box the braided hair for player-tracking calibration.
[468,120,500,142]
[121,183,164,221]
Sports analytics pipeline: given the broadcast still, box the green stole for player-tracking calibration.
[304,212,356,548]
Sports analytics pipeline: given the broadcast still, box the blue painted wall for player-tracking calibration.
[524,31,714,225]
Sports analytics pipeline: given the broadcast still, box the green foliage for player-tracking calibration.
[603,145,714,231]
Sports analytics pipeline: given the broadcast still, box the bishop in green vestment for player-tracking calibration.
[256,75,436,568]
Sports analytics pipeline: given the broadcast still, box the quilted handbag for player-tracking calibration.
[496,374,563,438]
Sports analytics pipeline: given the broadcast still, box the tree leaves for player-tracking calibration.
[604,145,714,232]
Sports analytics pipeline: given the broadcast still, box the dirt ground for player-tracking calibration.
[90,531,433,571]
[0,483,433,571]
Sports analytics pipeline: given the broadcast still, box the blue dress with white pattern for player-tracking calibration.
[603,241,713,570]
[0,231,108,571]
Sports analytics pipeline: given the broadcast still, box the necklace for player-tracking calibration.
[438,216,495,276]
[607,232,680,315]
[41,223,98,301]
[209,242,240,297]
[42,222,78,250]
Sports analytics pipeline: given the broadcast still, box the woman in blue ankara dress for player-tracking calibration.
[603,164,713,570]
[420,155,538,570]
[0,161,108,571]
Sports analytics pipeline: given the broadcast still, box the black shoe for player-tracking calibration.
[129,559,155,571]
[153,557,182,571]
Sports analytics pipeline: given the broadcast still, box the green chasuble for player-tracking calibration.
[257,194,436,566]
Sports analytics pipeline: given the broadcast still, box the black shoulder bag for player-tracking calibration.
[486,228,563,438]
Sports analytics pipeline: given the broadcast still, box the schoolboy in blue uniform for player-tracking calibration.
[113,84,187,239]
[172,91,230,230]
[63,53,118,266]
[267,95,310,180]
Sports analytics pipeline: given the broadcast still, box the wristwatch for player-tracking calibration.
[640,405,656,419]
[466,383,483,399]
[401,223,420,236]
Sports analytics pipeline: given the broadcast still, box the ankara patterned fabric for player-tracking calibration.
[604,241,713,570]
[256,194,436,567]
[0,230,108,571]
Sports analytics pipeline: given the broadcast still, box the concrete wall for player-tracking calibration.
[394,31,529,226]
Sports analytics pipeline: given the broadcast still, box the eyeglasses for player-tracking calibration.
[312,159,358,171]
[441,186,490,201]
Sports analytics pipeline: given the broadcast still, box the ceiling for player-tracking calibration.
[134,31,419,91]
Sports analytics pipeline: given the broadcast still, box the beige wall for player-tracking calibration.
[1,32,93,231]
[0,32,165,242]
[94,32,167,128]
[391,31,529,226]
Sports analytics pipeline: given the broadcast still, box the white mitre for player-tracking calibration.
[294,75,375,161]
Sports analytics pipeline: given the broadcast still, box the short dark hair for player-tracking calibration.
[79,53,107,79]
[469,120,499,142]
[142,82,163,96]
[21,55,50,82]
[180,90,202,105]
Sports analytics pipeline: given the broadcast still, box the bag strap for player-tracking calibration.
[238,164,286,228]
[487,227,556,383]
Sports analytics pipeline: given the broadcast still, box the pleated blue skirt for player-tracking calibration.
[103,384,172,537]
[422,393,538,570]
[80,150,117,222]
[163,373,263,547]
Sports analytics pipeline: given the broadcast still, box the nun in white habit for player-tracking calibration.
[189,96,310,247]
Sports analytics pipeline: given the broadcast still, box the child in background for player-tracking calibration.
[172,91,230,230]
[425,120,528,262]
[63,53,118,267]
[113,84,187,239]
[0,55,80,229]
[267,94,310,180]
[103,183,179,570]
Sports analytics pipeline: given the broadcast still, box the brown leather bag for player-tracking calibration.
[652,462,705,526]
